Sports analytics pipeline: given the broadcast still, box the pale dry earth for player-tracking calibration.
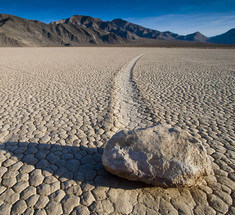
[0,47,234,215]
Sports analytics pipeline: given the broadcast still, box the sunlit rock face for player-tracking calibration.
[102,124,213,187]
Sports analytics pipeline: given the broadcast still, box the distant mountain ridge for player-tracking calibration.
[208,28,235,44]
[176,32,208,42]
[51,15,207,41]
[0,14,125,47]
[0,14,234,46]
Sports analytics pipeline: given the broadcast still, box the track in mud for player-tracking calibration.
[112,54,158,130]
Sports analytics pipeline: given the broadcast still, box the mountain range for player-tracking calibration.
[0,14,234,47]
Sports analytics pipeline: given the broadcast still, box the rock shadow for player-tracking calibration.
[1,141,149,190]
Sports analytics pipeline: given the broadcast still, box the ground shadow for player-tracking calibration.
[1,141,149,190]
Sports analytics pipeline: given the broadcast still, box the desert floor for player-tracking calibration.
[0,47,234,215]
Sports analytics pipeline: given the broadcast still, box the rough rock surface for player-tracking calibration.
[102,124,213,187]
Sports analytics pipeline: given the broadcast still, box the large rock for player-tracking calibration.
[102,124,213,187]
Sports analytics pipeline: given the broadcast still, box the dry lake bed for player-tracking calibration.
[0,47,234,214]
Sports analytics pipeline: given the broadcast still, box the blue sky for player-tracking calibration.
[1,0,235,36]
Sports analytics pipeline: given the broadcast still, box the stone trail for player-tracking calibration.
[112,54,158,131]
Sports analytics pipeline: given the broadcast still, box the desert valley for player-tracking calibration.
[0,47,234,214]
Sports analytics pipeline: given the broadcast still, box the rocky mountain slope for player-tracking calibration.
[176,32,208,42]
[52,15,205,41]
[0,14,125,46]
[208,28,235,44]
[0,14,234,46]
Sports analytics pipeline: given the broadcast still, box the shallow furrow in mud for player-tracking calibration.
[112,54,158,130]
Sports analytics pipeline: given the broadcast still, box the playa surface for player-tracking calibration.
[0,47,234,214]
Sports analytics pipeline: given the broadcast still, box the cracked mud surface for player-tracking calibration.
[0,48,234,214]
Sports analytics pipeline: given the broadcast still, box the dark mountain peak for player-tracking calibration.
[208,28,235,44]
[0,14,17,23]
[51,15,103,29]
[225,28,235,35]
[111,18,128,24]
[187,31,204,36]
[164,31,172,33]
[192,32,207,38]
[69,15,103,23]
[32,20,45,24]
[111,18,149,30]
[0,14,11,23]
[0,14,12,19]
[176,31,207,42]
